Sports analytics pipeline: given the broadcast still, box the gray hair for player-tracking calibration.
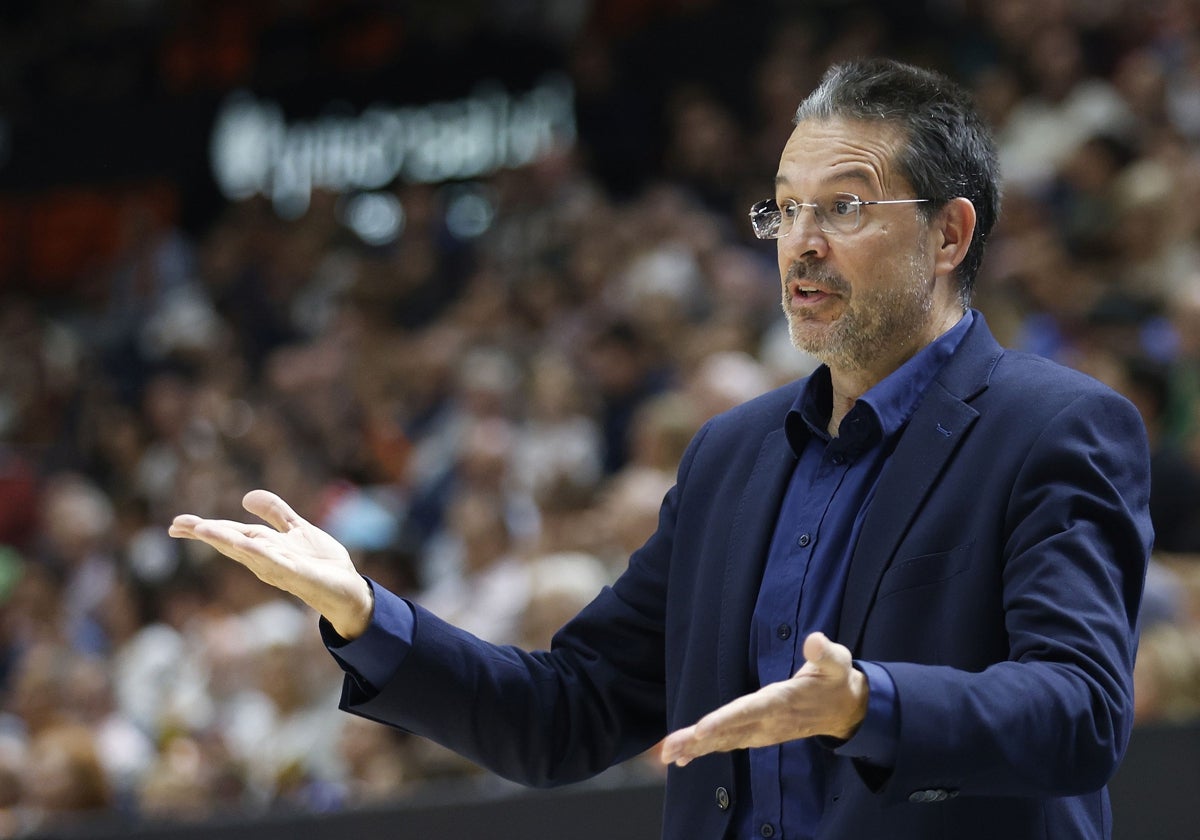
[794,59,1001,304]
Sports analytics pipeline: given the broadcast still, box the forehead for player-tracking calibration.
[776,117,907,196]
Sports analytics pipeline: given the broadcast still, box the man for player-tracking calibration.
[171,59,1152,839]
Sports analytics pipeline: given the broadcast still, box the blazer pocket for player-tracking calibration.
[876,542,973,600]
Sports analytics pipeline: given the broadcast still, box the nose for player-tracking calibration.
[779,208,829,259]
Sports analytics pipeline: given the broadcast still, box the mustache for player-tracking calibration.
[784,261,848,294]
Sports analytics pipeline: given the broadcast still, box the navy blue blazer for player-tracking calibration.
[342,313,1153,840]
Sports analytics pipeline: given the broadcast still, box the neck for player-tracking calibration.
[825,306,964,436]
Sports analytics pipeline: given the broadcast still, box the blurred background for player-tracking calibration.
[2,0,1200,837]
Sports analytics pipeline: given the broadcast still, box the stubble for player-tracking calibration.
[784,247,933,372]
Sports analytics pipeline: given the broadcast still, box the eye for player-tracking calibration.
[829,196,858,217]
[780,200,800,220]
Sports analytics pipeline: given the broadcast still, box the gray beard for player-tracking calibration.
[784,250,933,371]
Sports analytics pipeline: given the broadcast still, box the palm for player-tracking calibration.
[660,632,868,767]
[170,489,372,638]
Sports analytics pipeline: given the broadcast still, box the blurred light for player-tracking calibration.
[209,76,575,217]
[273,191,311,220]
[220,399,256,439]
[444,186,495,239]
[210,91,282,201]
[342,191,406,246]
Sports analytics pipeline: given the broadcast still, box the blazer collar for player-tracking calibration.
[929,308,1003,403]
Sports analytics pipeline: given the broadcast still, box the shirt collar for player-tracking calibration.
[784,310,975,457]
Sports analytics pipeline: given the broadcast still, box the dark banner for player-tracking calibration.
[0,31,571,292]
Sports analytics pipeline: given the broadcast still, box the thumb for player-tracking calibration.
[243,489,306,533]
[800,632,850,676]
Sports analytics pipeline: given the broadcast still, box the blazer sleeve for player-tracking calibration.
[335,421,715,788]
[874,387,1152,802]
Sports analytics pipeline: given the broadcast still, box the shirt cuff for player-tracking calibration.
[833,660,899,768]
[321,578,415,693]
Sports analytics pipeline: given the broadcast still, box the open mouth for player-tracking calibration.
[791,283,834,302]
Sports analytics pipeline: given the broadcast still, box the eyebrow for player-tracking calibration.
[774,169,877,191]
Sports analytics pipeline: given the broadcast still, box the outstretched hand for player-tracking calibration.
[169,489,374,640]
[660,632,868,767]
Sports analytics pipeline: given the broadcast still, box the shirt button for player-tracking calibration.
[714,787,730,810]
[761,824,775,838]
[797,533,811,547]
[831,453,846,465]
[776,624,791,640]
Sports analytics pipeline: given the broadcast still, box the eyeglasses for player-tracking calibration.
[748,193,930,238]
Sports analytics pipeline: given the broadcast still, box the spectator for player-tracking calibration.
[4,1,1200,831]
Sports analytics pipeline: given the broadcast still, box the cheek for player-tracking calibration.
[845,236,902,283]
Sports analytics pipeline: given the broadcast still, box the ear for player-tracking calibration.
[932,197,977,279]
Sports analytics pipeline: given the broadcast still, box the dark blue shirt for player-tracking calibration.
[325,313,975,840]
[738,310,973,840]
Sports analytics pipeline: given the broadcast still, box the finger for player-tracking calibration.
[194,519,278,540]
[660,725,696,765]
[170,515,269,540]
[190,519,286,568]
[168,514,203,538]
[802,631,833,664]
[800,632,852,677]
[663,690,779,765]
[243,489,306,533]
[693,692,769,740]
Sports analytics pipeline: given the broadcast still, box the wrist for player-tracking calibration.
[328,576,375,640]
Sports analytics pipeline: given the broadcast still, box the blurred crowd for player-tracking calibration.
[3,0,1200,835]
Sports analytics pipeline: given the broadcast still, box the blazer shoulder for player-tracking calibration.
[673,380,800,474]
[988,348,1134,406]
[704,379,801,435]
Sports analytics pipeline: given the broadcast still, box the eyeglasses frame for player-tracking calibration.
[748,193,931,239]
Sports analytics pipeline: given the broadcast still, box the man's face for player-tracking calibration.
[773,117,952,375]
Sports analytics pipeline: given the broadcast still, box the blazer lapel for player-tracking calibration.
[837,386,978,649]
[717,426,795,703]
[836,314,1001,651]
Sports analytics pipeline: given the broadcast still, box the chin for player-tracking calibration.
[787,318,835,360]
